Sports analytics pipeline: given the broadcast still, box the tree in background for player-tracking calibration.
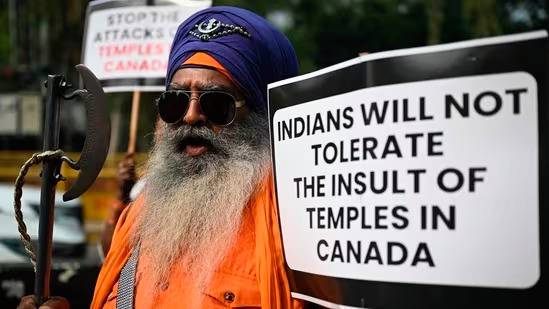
[464,0,501,37]
[0,0,85,92]
[426,0,443,44]
[218,0,429,72]
[217,0,547,73]
[0,0,546,89]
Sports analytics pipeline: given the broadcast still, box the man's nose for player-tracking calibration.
[182,95,207,125]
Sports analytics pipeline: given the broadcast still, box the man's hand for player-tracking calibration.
[117,153,136,204]
[17,296,70,309]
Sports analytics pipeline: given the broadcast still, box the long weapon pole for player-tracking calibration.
[35,75,64,304]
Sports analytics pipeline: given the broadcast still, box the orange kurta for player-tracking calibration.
[91,172,303,308]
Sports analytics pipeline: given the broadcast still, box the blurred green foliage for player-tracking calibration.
[218,0,430,72]
[0,0,546,91]
[216,0,547,72]
[0,7,9,65]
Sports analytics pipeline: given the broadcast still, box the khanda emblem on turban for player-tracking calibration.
[189,17,251,41]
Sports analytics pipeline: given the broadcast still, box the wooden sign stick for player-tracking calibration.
[128,90,141,154]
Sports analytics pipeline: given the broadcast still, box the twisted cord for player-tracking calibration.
[13,150,78,271]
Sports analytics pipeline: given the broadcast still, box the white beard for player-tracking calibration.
[131,111,270,292]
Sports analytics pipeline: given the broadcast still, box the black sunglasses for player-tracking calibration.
[156,90,245,126]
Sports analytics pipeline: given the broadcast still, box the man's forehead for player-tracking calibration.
[169,68,238,92]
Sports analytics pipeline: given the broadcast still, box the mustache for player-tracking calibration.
[157,111,270,165]
[168,125,216,143]
[165,125,226,155]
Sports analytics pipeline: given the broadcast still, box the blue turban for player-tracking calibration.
[166,6,299,112]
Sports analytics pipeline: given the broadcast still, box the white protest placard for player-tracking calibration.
[273,72,538,288]
[82,0,211,92]
[268,31,548,308]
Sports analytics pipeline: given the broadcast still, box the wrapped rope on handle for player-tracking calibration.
[13,150,78,271]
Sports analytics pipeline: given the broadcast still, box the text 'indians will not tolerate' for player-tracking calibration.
[274,84,532,268]
[276,88,527,142]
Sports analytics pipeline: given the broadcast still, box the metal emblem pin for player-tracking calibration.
[198,18,220,34]
[189,18,251,41]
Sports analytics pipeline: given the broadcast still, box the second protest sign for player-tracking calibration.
[268,31,547,308]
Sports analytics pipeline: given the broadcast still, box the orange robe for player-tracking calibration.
[91,172,303,308]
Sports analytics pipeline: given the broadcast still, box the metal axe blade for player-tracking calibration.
[63,64,111,201]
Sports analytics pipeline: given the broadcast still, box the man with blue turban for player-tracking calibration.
[91,6,303,309]
[19,5,303,309]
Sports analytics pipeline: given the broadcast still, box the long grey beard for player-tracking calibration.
[132,111,270,292]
